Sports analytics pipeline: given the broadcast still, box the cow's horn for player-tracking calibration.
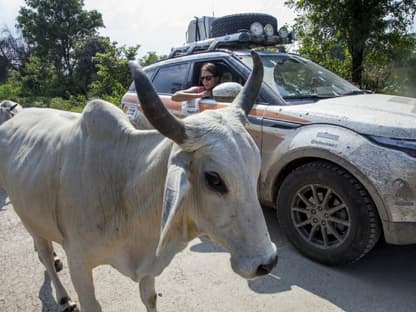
[232,50,263,115]
[9,104,18,111]
[128,62,187,144]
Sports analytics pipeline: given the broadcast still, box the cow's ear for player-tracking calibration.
[156,150,191,256]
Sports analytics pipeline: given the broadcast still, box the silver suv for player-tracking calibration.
[121,13,416,265]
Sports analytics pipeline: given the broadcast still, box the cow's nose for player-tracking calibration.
[256,254,278,276]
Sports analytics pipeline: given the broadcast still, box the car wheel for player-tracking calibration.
[211,13,278,38]
[277,161,381,265]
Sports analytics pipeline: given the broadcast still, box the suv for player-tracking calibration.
[121,13,416,265]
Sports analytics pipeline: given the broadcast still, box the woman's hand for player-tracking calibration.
[199,90,212,98]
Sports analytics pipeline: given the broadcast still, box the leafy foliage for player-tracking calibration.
[89,43,140,103]
[0,1,166,110]
[20,56,57,97]
[286,0,416,91]
[139,51,166,66]
[17,0,103,76]
[72,36,112,94]
[16,0,104,96]
[0,27,30,82]
[0,71,22,100]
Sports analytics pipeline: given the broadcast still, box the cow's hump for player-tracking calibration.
[81,100,133,139]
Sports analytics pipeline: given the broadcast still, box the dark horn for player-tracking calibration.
[128,61,187,144]
[232,50,264,115]
[9,104,18,111]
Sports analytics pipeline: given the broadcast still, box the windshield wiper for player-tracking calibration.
[283,94,336,101]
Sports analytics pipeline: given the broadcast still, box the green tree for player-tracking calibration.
[286,0,416,87]
[372,33,416,96]
[72,36,111,94]
[0,27,30,82]
[139,51,166,66]
[20,56,56,97]
[89,43,140,103]
[0,70,23,100]
[17,0,104,95]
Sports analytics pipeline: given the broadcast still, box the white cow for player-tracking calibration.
[0,100,22,125]
[0,51,277,312]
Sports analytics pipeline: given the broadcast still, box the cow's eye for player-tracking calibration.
[205,171,228,194]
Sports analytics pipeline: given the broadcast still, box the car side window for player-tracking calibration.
[145,68,156,80]
[219,65,244,85]
[128,68,156,91]
[152,63,190,94]
[191,61,244,86]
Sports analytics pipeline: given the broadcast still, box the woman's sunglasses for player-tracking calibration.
[200,75,214,82]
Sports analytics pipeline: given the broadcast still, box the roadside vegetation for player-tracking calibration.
[286,0,416,96]
[0,0,415,112]
[0,0,165,111]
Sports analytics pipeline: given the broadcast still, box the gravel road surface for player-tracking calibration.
[1,187,416,312]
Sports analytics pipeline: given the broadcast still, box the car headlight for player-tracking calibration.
[368,135,416,158]
[250,22,264,35]
[264,24,274,36]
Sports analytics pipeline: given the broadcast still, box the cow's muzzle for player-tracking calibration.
[256,254,278,276]
[230,242,278,279]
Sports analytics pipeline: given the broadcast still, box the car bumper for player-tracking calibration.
[383,221,416,244]
[349,139,416,244]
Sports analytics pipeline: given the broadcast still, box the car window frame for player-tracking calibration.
[187,55,277,104]
[128,67,157,92]
[151,62,192,95]
[127,52,287,106]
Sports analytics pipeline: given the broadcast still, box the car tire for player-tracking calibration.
[211,13,278,37]
[277,161,381,265]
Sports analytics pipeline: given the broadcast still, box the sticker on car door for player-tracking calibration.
[182,99,200,113]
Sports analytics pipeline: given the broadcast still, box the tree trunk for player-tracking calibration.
[351,47,364,88]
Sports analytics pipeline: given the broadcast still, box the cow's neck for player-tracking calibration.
[118,135,198,278]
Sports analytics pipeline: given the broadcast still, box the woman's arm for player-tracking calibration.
[171,86,210,101]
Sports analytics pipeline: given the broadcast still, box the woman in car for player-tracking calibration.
[171,63,221,101]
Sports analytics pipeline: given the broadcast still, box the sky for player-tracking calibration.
[0,0,298,57]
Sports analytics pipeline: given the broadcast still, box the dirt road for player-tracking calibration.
[1,187,416,312]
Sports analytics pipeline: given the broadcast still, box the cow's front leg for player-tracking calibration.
[33,236,78,312]
[140,275,157,312]
[66,252,102,312]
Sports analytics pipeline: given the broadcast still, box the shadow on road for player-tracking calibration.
[190,236,225,253]
[39,271,59,312]
[0,187,9,210]
[191,206,416,312]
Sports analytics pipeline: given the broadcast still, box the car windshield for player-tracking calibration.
[240,53,362,103]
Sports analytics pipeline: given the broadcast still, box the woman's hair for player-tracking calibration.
[201,63,221,77]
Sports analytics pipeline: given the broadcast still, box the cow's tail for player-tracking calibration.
[0,100,22,125]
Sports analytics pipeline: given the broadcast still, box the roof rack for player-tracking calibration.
[168,32,291,58]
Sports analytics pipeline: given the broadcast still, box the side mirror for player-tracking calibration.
[212,82,242,103]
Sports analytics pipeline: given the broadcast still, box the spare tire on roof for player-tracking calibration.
[211,13,278,37]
